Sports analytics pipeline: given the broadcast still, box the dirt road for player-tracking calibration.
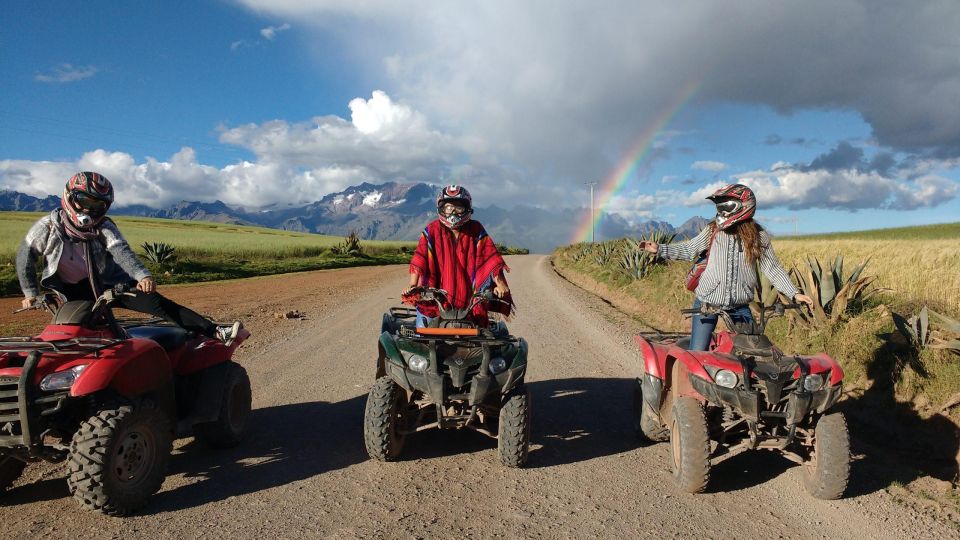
[0,256,954,538]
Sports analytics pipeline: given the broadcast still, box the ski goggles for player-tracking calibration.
[71,192,110,215]
[439,203,468,216]
[715,200,741,216]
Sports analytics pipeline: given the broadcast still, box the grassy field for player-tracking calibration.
[552,222,960,424]
[1,211,414,295]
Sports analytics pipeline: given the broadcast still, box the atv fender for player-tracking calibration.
[184,361,233,425]
[378,332,405,372]
[634,336,662,379]
[71,338,172,398]
[663,351,711,406]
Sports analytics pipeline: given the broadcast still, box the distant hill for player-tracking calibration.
[0,184,712,253]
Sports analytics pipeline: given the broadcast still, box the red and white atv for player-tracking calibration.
[632,302,850,499]
[0,286,251,515]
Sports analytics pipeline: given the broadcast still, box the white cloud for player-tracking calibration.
[691,160,728,172]
[260,23,291,40]
[0,91,515,208]
[686,164,959,211]
[35,63,97,83]
[231,0,960,189]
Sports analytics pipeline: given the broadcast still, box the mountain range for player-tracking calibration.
[1,183,711,253]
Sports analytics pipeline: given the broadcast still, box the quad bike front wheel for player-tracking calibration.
[67,402,173,516]
[364,376,409,461]
[670,396,711,493]
[632,379,668,443]
[0,456,26,494]
[802,412,850,499]
[194,362,252,449]
[498,384,531,467]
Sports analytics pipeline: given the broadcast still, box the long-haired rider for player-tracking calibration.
[639,183,813,351]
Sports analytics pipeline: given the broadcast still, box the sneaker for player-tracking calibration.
[215,321,241,346]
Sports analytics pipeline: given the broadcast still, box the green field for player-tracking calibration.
[1,211,414,295]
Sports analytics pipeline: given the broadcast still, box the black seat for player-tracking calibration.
[54,301,95,325]
[126,325,191,351]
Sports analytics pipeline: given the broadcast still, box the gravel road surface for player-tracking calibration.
[0,256,953,538]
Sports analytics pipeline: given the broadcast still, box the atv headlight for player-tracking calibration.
[40,365,87,391]
[803,374,824,392]
[407,354,429,373]
[489,357,508,374]
[713,369,738,389]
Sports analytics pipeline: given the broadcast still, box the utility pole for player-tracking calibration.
[586,182,598,243]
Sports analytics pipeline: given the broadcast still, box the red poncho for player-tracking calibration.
[407,219,514,320]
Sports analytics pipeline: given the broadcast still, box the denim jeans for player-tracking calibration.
[689,298,754,351]
[415,309,433,328]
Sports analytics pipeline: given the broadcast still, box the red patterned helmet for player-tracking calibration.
[436,185,473,229]
[61,172,114,229]
[707,183,756,230]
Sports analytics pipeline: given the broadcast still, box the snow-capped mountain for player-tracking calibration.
[1,183,709,252]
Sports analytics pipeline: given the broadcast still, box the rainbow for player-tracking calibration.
[570,80,701,244]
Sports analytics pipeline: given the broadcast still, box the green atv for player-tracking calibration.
[364,287,530,467]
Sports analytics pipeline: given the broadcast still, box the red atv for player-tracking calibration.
[0,286,251,515]
[631,302,850,499]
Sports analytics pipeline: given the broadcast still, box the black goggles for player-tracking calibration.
[71,192,109,214]
[715,200,741,216]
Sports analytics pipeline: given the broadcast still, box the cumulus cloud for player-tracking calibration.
[35,63,97,83]
[0,91,519,208]
[232,0,960,183]
[692,160,728,172]
[687,164,958,212]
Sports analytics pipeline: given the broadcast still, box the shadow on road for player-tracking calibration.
[149,395,369,514]
[526,377,639,468]
[2,478,69,506]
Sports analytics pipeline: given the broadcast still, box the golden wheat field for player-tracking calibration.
[774,237,960,315]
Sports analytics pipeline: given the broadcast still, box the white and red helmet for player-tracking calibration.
[707,183,756,230]
[61,172,114,229]
[436,185,473,229]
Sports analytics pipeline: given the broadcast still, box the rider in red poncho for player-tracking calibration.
[402,185,514,327]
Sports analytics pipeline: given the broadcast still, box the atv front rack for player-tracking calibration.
[0,336,122,355]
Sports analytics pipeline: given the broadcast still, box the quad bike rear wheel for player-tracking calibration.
[364,376,408,461]
[670,396,710,493]
[632,379,668,443]
[0,456,26,494]
[497,384,531,467]
[194,362,252,449]
[802,412,850,499]
[67,402,173,516]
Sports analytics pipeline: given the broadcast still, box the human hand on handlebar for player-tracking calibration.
[137,277,156,294]
[21,296,36,310]
[637,241,659,254]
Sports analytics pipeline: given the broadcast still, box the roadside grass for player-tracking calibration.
[552,223,960,424]
[1,211,413,295]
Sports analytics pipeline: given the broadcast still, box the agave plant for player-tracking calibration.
[140,242,177,266]
[593,242,615,266]
[617,230,675,280]
[892,305,931,350]
[790,254,886,324]
[928,309,960,356]
[332,230,363,256]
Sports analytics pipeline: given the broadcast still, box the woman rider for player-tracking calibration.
[639,183,814,351]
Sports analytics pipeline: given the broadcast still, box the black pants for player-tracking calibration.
[59,281,217,337]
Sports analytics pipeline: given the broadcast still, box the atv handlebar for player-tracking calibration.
[13,293,60,314]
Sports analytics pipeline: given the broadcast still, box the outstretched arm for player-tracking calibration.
[99,220,152,283]
[639,226,713,261]
[757,232,812,307]
[16,217,52,300]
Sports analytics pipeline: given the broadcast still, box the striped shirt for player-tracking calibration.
[658,225,799,308]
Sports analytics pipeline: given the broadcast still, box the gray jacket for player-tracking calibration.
[658,224,799,308]
[16,210,151,297]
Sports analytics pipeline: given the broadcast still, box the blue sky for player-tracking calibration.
[3,1,959,238]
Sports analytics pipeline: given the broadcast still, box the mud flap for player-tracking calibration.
[179,362,231,432]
